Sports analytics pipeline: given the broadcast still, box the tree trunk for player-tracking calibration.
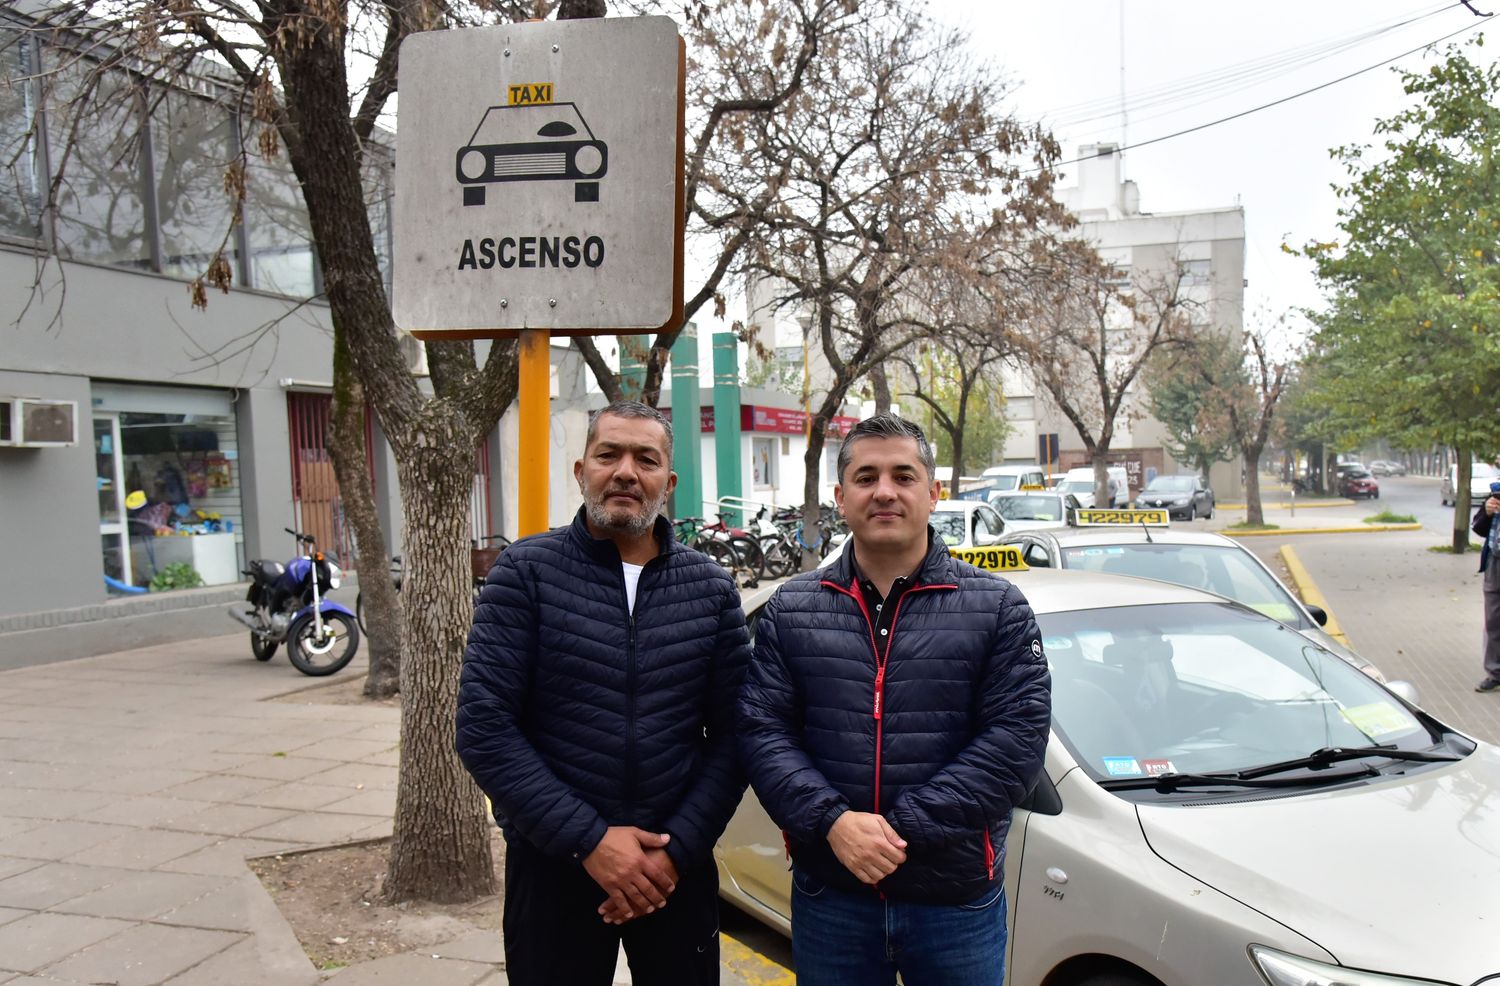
[800,412,831,570]
[1455,449,1472,553]
[870,362,892,414]
[384,436,497,902]
[327,326,403,698]
[1243,444,1264,526]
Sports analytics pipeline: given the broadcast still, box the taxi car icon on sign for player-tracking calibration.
[456,102,608,206]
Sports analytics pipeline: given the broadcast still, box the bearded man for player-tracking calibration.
[457,400,751,986]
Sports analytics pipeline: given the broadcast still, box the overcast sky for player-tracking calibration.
[930,0,1493,340]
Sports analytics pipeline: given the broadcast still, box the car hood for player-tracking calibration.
[1136,747,1500,983]
[999,518,1068,532]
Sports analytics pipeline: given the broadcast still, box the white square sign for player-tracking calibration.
[394,17,683,337]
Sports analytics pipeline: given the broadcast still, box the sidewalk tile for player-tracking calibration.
[2,821,132,862]
[96,795,216,829]
[320,788,397,817]
[155,837,303,877]
[160,935,318,986]
[223,754,348,783]
[0,912,132,974]
[159,773,282,803]
[41,921,242,986]
[0,763,119,792]
[50,871,230,921]
[359,749,401,767]
[156,873,275,932]
[324,952,494,985]
[74,767,205,796]
[289,738,397,762]
[0,863,137,910]
[301,762,399,791]
[0,789,113,821]
[236,781,352,811]
[0,819,42,843]
[63,829,218,870]
[160,803,296,838]
[431,929,504,963]
[244,810,385,845]
[0,907,31,928]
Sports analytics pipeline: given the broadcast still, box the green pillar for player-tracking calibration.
[669,325,702,522]
[712,332,743,524]
[618,335,649,402]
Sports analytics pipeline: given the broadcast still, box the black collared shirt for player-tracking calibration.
[848,540,924,646]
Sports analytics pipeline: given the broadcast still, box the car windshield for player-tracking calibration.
[1058,542,1313,630]
[994,495,1063,522]
[1039,602,1431,783]
[1345,470,1372,479]
[931,512,967,545]
[1472,464,1500,480]
[989,475,1020,491]
[1145,476,1195,492]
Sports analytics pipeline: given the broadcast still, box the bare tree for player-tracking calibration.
[741,9,1066,562]
[1223,325,1292,526]
[1005,242,1194,507]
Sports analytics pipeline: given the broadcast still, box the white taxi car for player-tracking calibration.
[718,570,1495,986]
[823,499,1007,565]
[999,510,1383,680]
[988,490,1082,532]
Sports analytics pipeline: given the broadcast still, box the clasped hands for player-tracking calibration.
[583,826,679,925]
[828,810,907,885]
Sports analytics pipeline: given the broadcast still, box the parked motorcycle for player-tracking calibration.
[229,528,360,676]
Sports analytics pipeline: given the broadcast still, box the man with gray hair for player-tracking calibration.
[458,400,751,986]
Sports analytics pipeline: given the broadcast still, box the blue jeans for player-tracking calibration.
[790,867,1007,986]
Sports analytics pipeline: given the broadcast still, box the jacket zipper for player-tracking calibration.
[982,828,996,880]
[623,557,659,812]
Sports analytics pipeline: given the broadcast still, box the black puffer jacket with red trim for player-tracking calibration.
[737,534,1051,904]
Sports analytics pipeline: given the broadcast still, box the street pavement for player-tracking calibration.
[4,476,1492,984]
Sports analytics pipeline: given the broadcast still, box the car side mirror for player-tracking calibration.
[1305,604,1329,627]
[974,531,1001,547]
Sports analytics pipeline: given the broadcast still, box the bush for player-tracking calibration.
[1363,511,1416,524]
[150,562,205,592]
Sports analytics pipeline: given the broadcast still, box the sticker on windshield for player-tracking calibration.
[1101,757,1144,777]
[1339,702,1411,737]
[1140,759,1178,777]
[1042,636,1074,651]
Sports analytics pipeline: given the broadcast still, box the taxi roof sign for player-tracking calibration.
[950,546,1030,573]
[1071,508,1171,527]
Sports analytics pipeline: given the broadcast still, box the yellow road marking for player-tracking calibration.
[721,932,795,986]
[1277,544,1349,645]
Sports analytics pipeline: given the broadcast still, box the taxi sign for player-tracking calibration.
[950,546,1029,572]
[1072,508,1170,527]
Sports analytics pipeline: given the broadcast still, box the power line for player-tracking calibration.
[1034,17,1487,174]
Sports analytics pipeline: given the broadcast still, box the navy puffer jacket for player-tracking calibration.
[457,509,751,874]
[738,535,1050,905]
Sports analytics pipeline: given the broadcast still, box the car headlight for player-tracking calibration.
[459,148,487,181]
[574,144,604,177]
[1249,946,1440,986]
[326,563,343,590]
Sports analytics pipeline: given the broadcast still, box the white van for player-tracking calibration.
[979,464,1049,496]
[1054,465,1129,508]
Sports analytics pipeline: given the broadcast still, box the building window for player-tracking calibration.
[0,28,43,241]
[752,436,777,489]
[152,90,238,281]
[824,440,842,484]
[1182,259,1211,284]
[47,54,152,269]
[245,123,318,297]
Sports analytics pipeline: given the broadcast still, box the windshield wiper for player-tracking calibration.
[1102,765,1380,793]
[1237,745,1460,780]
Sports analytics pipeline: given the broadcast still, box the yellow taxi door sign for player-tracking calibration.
[1073,508,1170,527]
[508,83,554,106]
[950,546,1029,572]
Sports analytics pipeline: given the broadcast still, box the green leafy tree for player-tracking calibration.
[1301,39,1500,550]
[1145,338,1240,483]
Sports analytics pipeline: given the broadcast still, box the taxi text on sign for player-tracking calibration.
[393,17,684,338]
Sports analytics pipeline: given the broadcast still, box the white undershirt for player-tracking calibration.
[621,562,644,613]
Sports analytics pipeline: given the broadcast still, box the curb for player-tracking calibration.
[722,934,795,986]
[1223,523,1422,538]
[1216,499,1357,510]
[1276,545,1350,646]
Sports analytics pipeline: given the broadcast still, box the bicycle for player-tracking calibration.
[674,515,762,588]
[356,533,512,632]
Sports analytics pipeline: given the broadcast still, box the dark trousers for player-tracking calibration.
[1484,562,1500,679]
[503,837,721,986]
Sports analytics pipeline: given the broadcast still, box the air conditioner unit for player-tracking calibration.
[0,398,79,447]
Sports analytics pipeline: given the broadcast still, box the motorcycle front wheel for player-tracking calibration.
[286,612,360,676]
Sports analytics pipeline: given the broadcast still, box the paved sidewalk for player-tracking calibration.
[0,634,777,985]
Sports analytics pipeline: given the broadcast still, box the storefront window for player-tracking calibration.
[47,53,151,269]
[245,123,317,297]
[752,436,777,489]
[0,28,42,241]
[152,89,238,281]
[94,384,245,591]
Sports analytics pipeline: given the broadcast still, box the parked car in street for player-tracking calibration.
[1441,462,1500,506]
[1138,473,1215,520]
[823,499,1007,568]
[1338,468,1379,500]
[1370,459,1407,476]
[999,520,1384,680]
[988,490,1081,532]
[716,570,1489,986]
